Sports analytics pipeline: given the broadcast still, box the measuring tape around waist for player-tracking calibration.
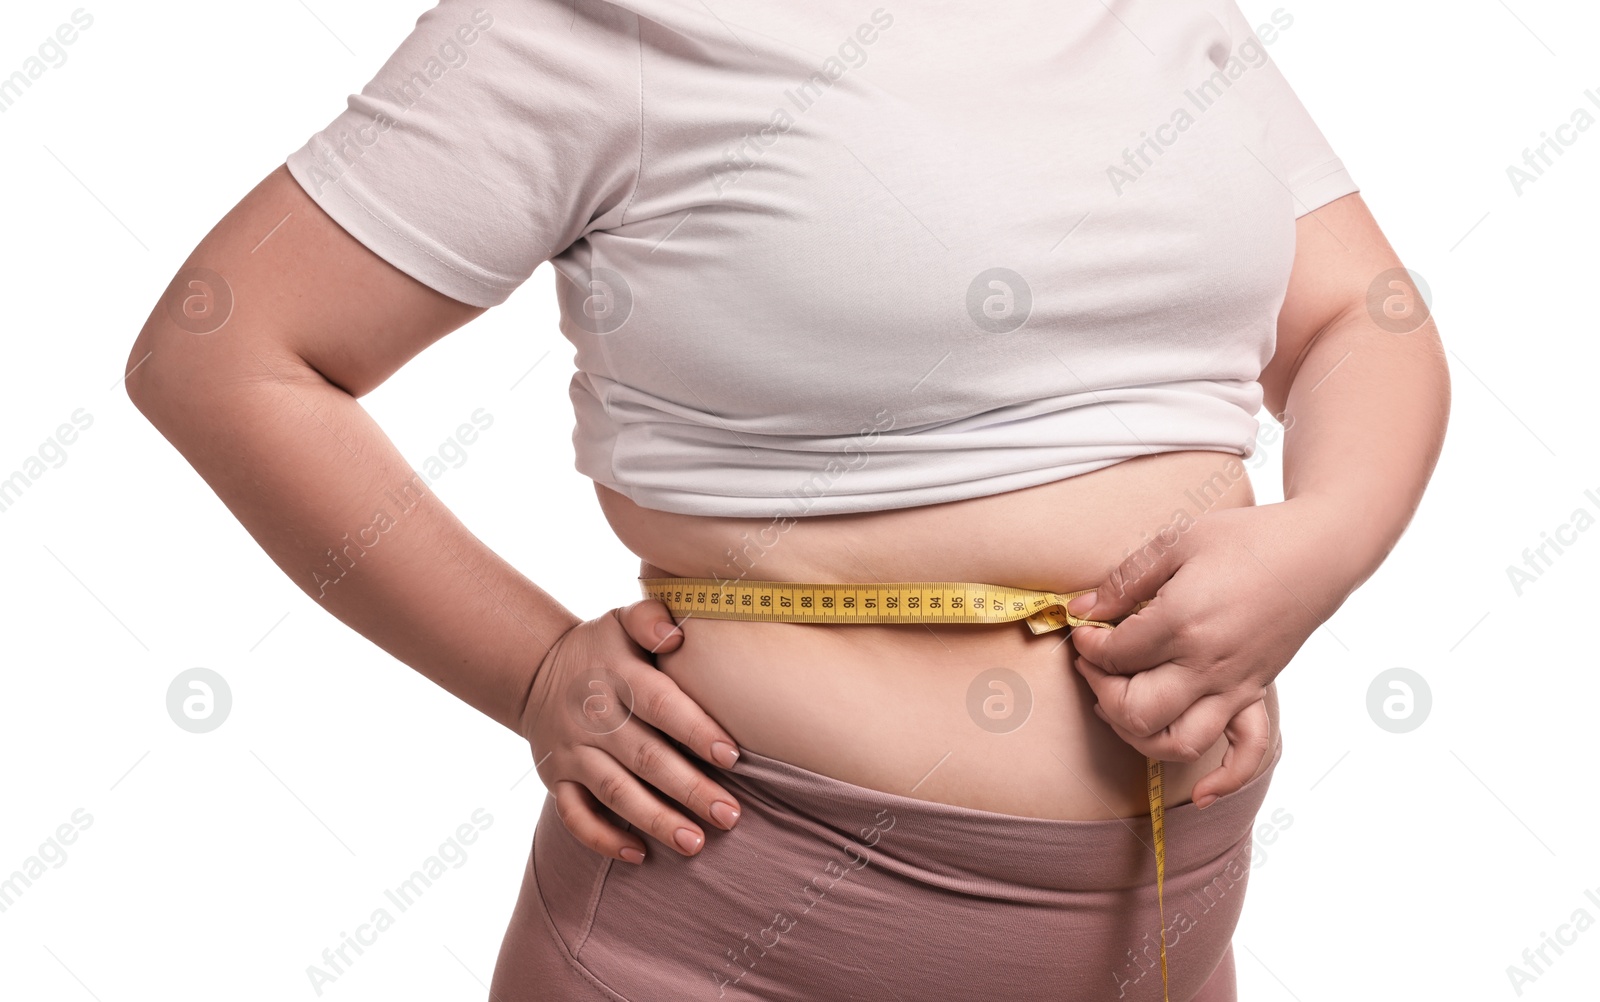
[638,576,1146,633]
[639,576,1172,1002]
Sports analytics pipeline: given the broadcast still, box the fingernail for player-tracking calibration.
[1195,795,1217,810]
[654,621,678,642]
[620,846,645,864]
[710,740,740,768]
[1067,590,1097,616]
[674,827,704,853]
[710,801,740,829]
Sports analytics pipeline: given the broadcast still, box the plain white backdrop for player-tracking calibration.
[1,0,1596,999]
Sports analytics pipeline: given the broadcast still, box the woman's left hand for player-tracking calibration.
[1065,496,1355,807]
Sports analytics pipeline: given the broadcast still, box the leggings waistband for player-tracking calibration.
[706,737,1283,899]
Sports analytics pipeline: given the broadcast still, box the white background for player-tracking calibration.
[1,1,1595,999]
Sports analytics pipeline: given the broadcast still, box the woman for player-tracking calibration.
[127,0,1448,999]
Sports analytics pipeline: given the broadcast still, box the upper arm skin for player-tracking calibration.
[1259,192,1424,417]
[125,164,486,402]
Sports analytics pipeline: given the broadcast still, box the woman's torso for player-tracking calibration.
[599,448,1279,821]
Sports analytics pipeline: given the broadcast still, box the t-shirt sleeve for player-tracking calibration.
[1213,2,1359,218]
[284,0,642,308]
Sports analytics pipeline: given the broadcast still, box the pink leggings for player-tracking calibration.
[490,736,1284,1001]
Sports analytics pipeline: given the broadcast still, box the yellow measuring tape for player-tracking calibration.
[640,576,1171,1001]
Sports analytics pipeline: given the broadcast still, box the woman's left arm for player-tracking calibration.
[1066,192,1451,804]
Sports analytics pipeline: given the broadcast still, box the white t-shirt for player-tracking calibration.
[285,0,1358,518]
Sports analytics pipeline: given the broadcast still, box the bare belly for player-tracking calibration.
[597,450,1280,820]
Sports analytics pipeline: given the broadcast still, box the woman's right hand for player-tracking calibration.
[518,599,743,864]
